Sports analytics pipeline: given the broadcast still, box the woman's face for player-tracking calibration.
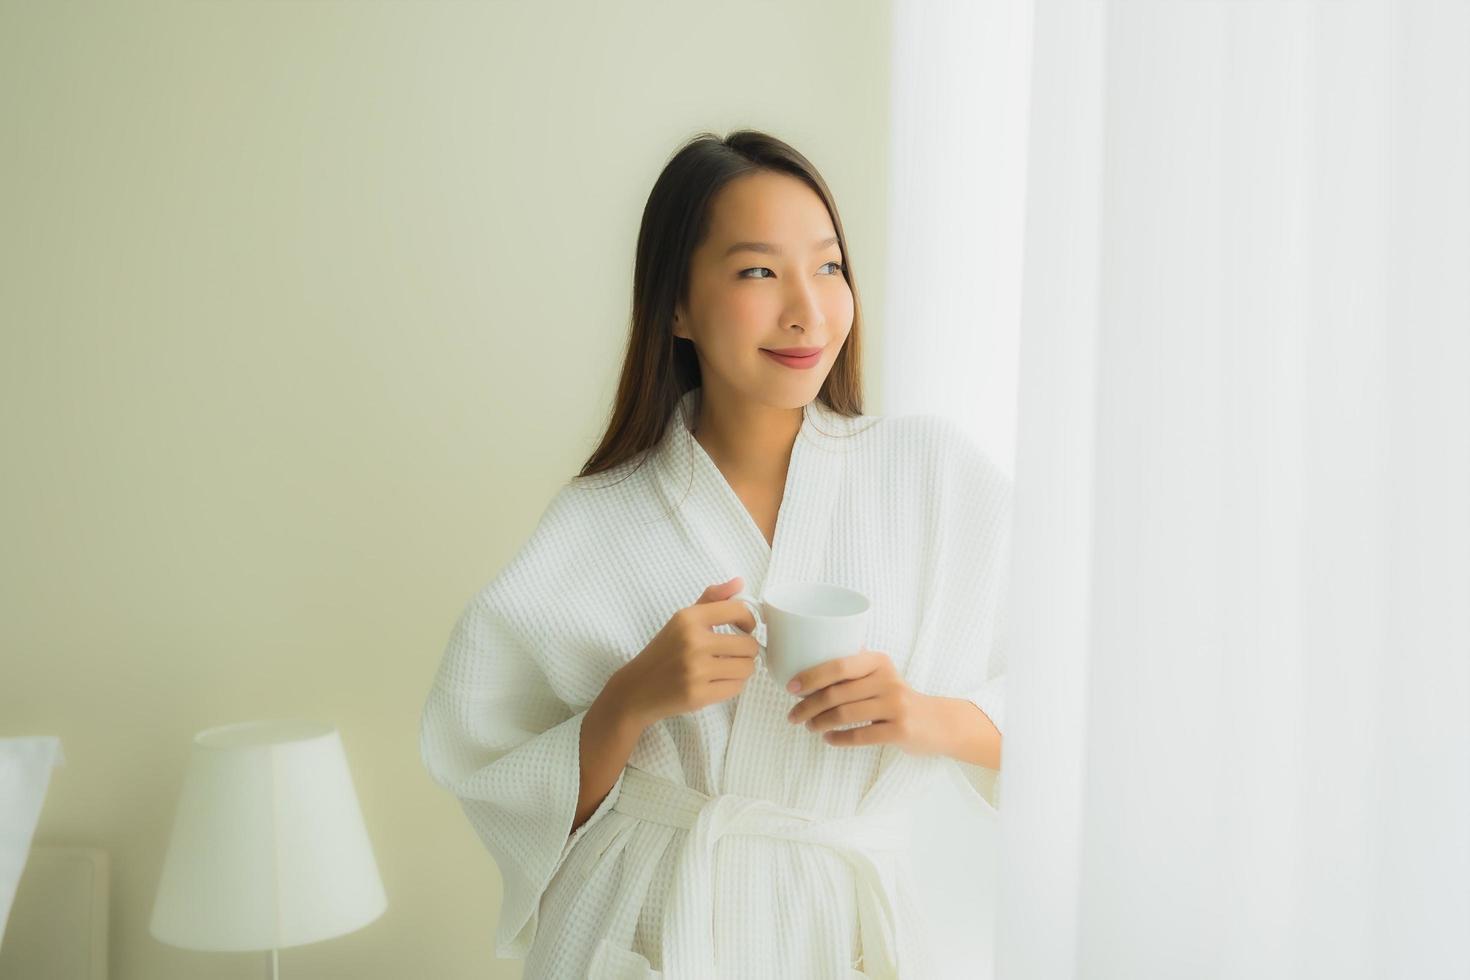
[673,171,855,410]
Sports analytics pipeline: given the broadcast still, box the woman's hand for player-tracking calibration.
[613,575,761,729]
[783,649,947,756]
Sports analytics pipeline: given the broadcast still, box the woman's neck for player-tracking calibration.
[691,386,803,487]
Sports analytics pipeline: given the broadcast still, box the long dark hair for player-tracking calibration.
[577,129,868,481]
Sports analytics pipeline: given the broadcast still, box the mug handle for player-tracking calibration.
[729,590,767,649]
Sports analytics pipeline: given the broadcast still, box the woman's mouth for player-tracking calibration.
[760,347,823,370]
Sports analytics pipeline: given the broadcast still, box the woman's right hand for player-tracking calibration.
[612,576,761,729]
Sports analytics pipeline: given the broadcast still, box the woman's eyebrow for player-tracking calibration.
[723,235,840,258]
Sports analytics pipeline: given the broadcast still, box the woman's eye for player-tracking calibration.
[739,262,845,280]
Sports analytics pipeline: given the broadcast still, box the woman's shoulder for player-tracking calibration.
[805,406,1006,480]
[483,456,663,595]
[879,411,1012,499]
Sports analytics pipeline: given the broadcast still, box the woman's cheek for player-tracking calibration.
[827,290,855,330]
[726,288,772,321]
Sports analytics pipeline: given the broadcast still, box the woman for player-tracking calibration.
[419,130,1011,979]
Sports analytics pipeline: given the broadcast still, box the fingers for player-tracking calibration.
[688,596,758,634]
[707,651,759,682]
[808,694,885,732]
[705,630,759,660]
[821,721,896,747]
[689,574,756,633]
[696,576,743,604]
[788,649,889,696]
[788,674,884,727]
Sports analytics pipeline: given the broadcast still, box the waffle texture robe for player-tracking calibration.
[419,385,1011,979]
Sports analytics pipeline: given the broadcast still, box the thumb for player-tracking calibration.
[696,575,743,604]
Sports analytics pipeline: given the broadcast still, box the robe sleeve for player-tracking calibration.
[940,426,1013,811]
[955,515,1010,811]
[419,590,628,959]
[961,509,1009,738]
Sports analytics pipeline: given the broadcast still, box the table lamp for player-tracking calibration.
[150,720,386,978]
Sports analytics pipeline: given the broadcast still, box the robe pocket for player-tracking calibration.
[588,937,663,979]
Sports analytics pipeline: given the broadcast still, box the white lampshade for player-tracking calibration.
[150,720,386,953]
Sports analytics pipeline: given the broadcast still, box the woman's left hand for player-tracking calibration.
[784,649,945,756]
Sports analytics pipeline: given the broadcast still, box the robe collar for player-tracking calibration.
[648,385,872,588]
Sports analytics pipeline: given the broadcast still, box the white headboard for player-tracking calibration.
[0,846,108,980]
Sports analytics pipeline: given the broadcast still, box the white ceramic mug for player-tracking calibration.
[729,583,871,691]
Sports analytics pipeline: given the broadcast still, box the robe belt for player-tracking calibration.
[610,764,914,979]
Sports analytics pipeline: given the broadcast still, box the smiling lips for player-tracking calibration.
[761,346,823,369]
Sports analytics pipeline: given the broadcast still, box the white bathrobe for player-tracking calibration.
[419,386,1011,979]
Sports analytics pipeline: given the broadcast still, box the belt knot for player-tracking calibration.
[606,765,916,979]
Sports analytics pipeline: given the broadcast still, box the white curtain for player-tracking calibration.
[881,0,1031,471]
[884,2,1470,979]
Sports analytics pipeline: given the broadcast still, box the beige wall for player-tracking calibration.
[0,1,891,976]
